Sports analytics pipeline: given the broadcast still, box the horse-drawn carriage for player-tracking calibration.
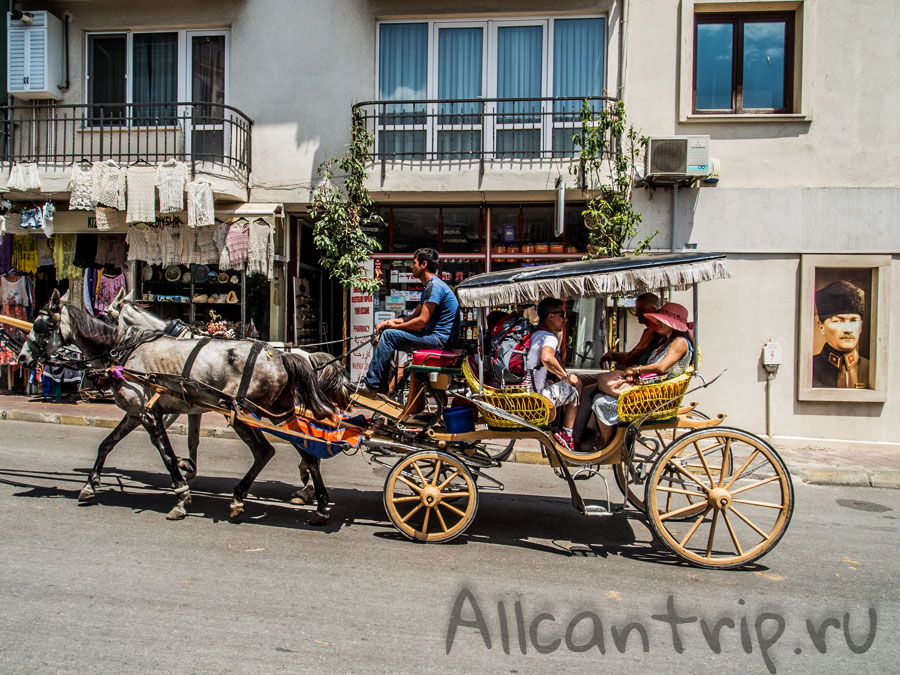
[13,252,793,570]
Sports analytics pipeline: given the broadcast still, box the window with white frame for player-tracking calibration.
[377,17,605,159]
[86,29,228,130]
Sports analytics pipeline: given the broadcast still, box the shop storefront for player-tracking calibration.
[348,202,595,378]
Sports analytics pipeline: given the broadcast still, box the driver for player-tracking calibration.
[359,248,460,395]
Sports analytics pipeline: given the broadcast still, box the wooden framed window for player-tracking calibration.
[693,12,794,114]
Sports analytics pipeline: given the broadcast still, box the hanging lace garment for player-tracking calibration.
[0,215,5,236]
[92,160,126,210]
[4,213,22,233]
[177,227,199,265]
[126,224,148,262]
[6,163,42,192]
[53,233,80,279]
[41,201,55,237]
[12,235,38,273]
[125,165,157,223]
[196,224,219,264]
[156,160,188,213]
[0,234,13,272]
[142,226,163,266]
[94,206,125,231]
[186,180,215,227]
[158,226,181,266]
[68,164,95,210]
[36,237,53,267]
[224,220,249,267]
[247,219,274,279]
[213,221,232,268]
[67,274,84,311]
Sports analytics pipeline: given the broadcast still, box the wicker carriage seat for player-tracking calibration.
[616,368,694,424]
[462,356,554,430]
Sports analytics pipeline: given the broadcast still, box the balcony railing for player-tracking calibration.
[0,102,253,184]
[353,95,616,176]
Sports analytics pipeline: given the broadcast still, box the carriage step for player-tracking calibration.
[583,504,612,517]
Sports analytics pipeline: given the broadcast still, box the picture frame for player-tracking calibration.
[797,255,891,402]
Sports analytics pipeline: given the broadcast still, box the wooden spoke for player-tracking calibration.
[436,470,461,491]
[660,499,712,522]
[719,436,733,486]
[391,495,420,504]
[430,458,442,486]
[441,491,471,500]
[678,507,711,547]
[434,506,449,533]
[412,461,427,485]
[729,505,769,539]
[439,501,467,518]
[666,461,712,494]
[730,474,781,495]
[705,510,719,557]
[721,511,744,556]
[693,440,716,484]
[400,503,424,523]
[397,475,423,493]
[732,497,786,510]
[421,505,431,533]
[655,485,708,498]
[725,447,758,490]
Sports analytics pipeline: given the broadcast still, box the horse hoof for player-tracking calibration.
[308,512,329,526]
[166,506,187,520]
[289,486,315,505]
[78,488,95,502]
[229,501,244,518]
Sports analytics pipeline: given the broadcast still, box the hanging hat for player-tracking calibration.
[643,302,690,333]
[191,264,210,283]
[815,281,865,321]
[165,265,181,282]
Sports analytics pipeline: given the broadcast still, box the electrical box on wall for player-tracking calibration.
[7,10,64,100]
[763,342,782,366]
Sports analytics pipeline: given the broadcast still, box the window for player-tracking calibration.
[86,30,228,128]
[693,12,793,113]
[376,16,605,159]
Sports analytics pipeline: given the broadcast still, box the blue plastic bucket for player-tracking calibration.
[443,406,476,433]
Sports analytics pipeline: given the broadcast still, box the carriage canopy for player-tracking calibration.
[455,252,730,308]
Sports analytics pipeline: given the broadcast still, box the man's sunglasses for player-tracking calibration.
[549,310,567,317]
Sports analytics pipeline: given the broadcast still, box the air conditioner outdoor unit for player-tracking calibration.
[644,136,710,182]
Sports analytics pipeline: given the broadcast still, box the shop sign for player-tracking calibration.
[349,259,375,379]
[384,295,405,312]
[374,311,395,324]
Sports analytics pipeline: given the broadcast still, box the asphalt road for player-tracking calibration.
[0,420,897,674]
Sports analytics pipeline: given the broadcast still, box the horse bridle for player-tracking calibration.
[26,309,60,363]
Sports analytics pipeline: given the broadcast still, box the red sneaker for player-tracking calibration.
[553,430,574,451]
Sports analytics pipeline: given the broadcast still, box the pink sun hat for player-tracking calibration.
[643,302,690,332]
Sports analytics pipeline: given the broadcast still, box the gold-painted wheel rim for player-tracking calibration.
[383,451,478,543]
[645,428,793,569]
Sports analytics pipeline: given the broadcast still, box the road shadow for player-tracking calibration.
[0,465,770,570]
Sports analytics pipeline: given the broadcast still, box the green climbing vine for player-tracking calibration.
[310,110,383,292]
[571,99,658,258]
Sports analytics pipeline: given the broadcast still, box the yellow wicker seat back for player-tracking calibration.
[617,362,696,423]
[462,357,553,429]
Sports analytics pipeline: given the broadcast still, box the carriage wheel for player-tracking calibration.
[614,411,722,516]
[383,451,479,543]
[644,427,793,569]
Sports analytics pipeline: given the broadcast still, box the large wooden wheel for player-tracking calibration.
[383,451,479,543]
[644,427,793,569]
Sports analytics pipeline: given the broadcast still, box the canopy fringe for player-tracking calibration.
[458,259,730,307]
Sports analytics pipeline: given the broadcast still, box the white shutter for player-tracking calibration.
[7,26,26,92]
[27,29,46,91]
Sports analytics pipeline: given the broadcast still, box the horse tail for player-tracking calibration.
[306,351,352,410]
[281,352,336,419]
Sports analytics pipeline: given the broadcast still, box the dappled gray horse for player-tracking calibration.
[20,290,350,523]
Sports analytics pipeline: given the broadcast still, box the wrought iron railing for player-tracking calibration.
[0,102,253,182]
[352,95,615,175]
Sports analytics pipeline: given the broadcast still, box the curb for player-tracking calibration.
[2,408,898,489]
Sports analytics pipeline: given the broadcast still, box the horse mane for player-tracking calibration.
[63,303,123,351]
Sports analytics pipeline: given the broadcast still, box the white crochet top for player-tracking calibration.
[187,180,215,227]
[126,166,157,223]
[68,164,94,210]
[247,219,274,279]
[92,161,126,210]
[156,160,188,213]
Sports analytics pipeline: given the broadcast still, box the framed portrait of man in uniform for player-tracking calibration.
[798,255,891,402]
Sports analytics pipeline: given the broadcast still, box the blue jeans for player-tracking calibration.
[364,329,445,390]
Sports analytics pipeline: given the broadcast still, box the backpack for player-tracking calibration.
[489,313,536,386]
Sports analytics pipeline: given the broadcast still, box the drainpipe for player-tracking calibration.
[617,0,629,101]
[671,184,679,252]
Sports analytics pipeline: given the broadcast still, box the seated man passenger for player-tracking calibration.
[526,298,582,451]
[360,247,460,395]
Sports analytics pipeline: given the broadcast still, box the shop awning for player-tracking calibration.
[214,203,284,219]
[455,252,731,307]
